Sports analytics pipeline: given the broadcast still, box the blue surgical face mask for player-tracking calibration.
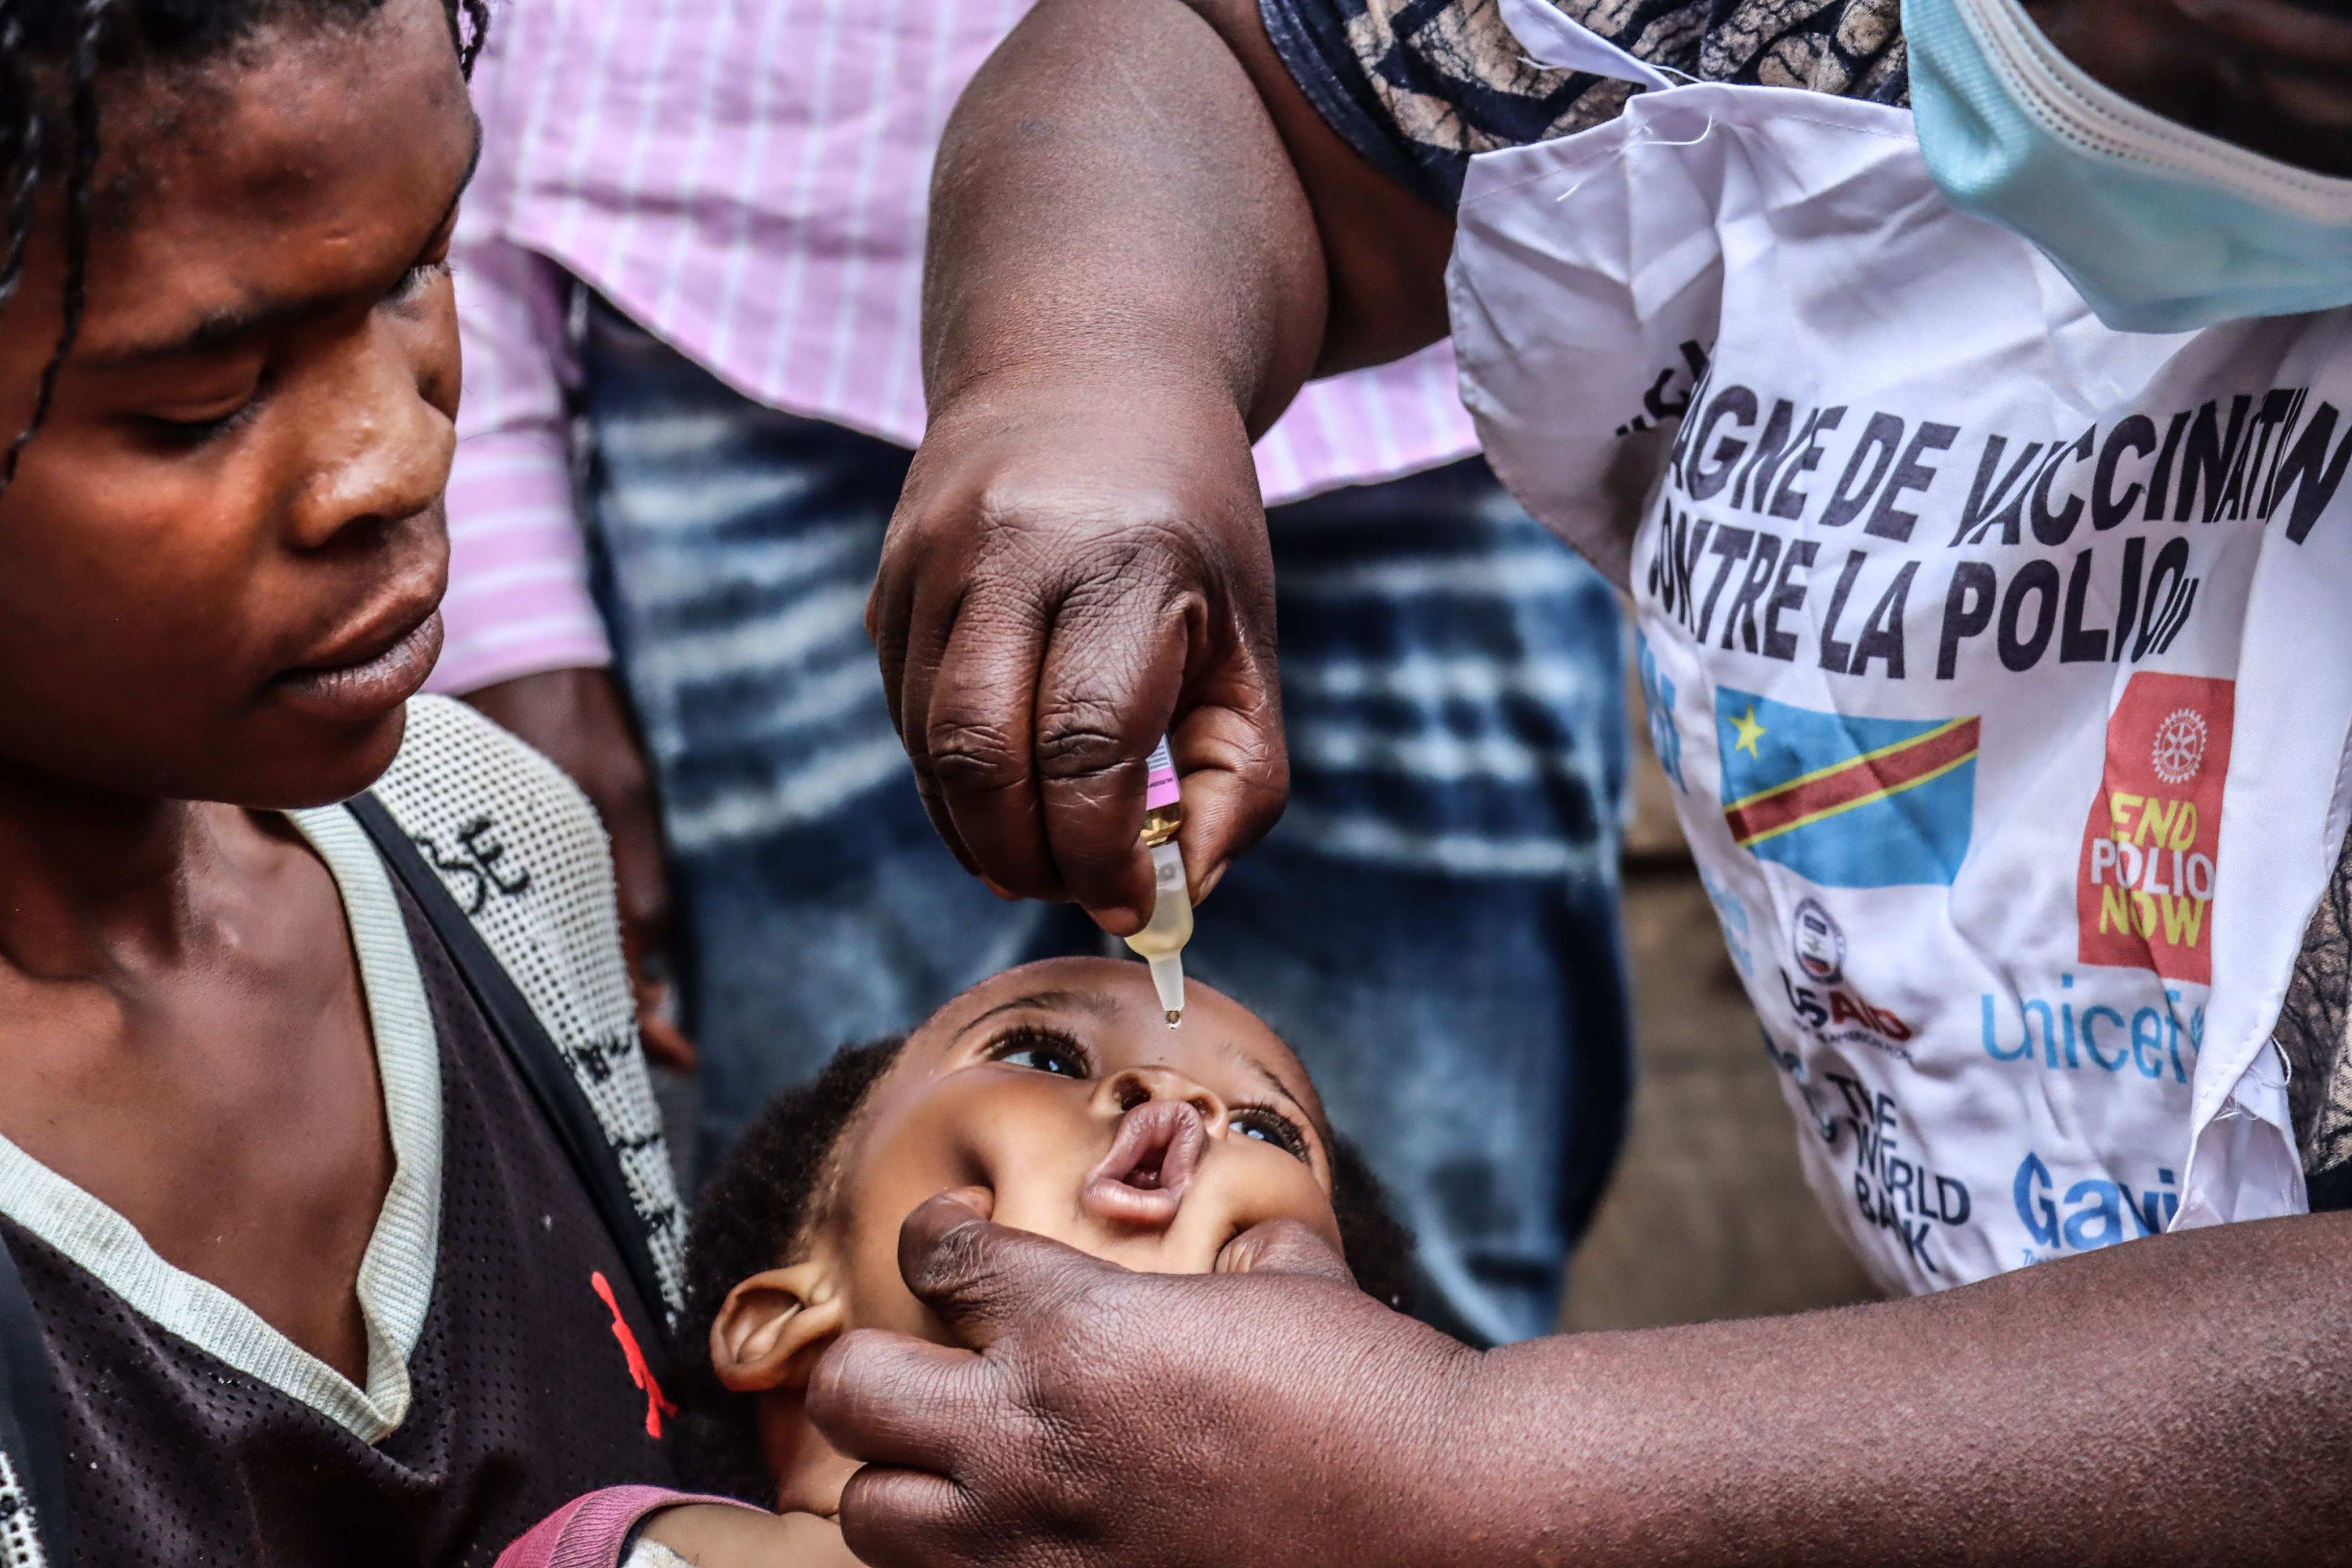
[1904,0,2352,332]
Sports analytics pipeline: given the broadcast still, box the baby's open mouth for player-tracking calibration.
[1079,1099,1206,1227]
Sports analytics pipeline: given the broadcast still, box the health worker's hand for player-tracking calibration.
[807,1191,1475,1568]
[868,382,1288,936]
[463,666,696,1071]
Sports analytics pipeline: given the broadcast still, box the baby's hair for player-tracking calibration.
[672,1034,1417,1501]
[0,0,490,494]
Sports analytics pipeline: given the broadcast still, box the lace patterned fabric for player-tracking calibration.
[1260,0,1909,209]
[2273,826,2352,1207]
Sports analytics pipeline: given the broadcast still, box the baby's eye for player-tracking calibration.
[1228,1107,1310,1162]
[987,1027,1089,1079]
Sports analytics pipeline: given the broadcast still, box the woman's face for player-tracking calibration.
[819,957,1345,1342]
[2026,0,2352,174]
[0,0,475,809]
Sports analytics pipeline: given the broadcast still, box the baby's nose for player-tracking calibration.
[1094,1066,1226,1129]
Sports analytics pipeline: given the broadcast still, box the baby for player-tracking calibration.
[499,955,1412,1568]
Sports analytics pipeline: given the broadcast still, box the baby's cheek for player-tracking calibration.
[843,1233,956,1344]
[1212,1152,1347,1253]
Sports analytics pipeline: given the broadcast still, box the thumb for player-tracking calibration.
[1213,1218,1357,1286]
[896,1189,1127,1353]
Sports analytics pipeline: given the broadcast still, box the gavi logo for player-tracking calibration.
[2012,1153,2178,1259]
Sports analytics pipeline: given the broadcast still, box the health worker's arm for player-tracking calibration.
[876,0,1449,931]
[812,1193,2352,1568]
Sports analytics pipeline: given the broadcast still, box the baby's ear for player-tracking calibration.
[710,1262,846,1393]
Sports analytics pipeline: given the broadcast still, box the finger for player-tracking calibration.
[923,578,1064,902]
[835,1465,987,1568]
[894,1191,1118,1354]
[806,1327,998,1473]
[1028,567,1193,929]
[635,1007,697,1073]
[1214,1217,1357,1285]
[1167,685,1288,907]
[886,547,990,881]
[867,513,920,741]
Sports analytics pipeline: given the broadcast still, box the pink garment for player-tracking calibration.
[494,1486,757,1568]
[434,0,1478,694]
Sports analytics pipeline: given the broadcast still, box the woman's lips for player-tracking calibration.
[1080,1100,1207,1228]
[271,609,443,722]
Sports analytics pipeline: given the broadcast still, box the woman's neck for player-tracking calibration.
[0,763,278,982]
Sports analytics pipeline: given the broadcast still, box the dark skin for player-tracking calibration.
[826,0,2352,1561]
[815,1199,2352,1568]
[0,0,475,1381]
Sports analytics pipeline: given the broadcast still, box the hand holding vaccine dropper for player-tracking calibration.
[1123,737,1191,1025]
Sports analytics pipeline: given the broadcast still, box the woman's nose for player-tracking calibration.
[284,316,456,551]
[1094,1066,1226,1130]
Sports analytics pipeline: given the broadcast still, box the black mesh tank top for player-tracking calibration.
[4,881,679,1566]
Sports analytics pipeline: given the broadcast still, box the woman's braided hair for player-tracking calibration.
[0,0,489,494]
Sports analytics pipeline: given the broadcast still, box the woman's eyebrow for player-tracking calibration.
[80,293,328,369]
[956,989,1118,1034]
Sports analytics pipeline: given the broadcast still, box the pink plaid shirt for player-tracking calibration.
[432,0,1478,693]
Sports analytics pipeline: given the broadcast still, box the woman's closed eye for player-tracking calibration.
[136,387,263,448]
[986,1025,1092,1079]
[385,258,450,306]
[1227,1105,1310,1162]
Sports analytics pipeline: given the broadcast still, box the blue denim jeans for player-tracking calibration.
[579,299,1630,1345]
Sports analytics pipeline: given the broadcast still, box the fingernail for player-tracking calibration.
[937,1185,996,1220]
[979,876,1019,902]
[1085,905,1146,939]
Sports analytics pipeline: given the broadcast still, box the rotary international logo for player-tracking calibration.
[2078,674,2233,986]
[2151,708,2209,786]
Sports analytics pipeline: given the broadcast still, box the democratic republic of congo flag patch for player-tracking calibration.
[1716,688,1979,888]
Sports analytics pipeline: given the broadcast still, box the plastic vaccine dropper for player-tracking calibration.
[1123,737,1193,1026]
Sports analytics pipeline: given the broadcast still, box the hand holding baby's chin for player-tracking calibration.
[808,1192,1476,1568]
[1212,1217,1357,1283]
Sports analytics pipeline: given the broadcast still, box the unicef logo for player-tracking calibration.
[1791,898,1845,986]
[2151,708,2208,786]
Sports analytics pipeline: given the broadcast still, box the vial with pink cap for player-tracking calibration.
[1122,736,1192,1025]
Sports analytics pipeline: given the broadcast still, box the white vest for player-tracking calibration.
[1448,0,2352,1292]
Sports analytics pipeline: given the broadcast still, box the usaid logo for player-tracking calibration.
[1791,898,1845,986]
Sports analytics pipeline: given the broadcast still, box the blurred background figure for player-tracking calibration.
[433,0,1630,1346]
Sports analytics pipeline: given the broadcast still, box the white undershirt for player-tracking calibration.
[0,805,443,1444]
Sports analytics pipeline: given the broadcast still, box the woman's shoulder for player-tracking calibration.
[377,693,609,867]
[370,697,632,1017]
[369,695,686,1314]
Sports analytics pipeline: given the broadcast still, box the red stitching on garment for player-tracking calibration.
[592,1270,678,1439]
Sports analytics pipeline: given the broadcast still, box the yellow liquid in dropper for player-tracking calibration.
[1125,805,1191,1024]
